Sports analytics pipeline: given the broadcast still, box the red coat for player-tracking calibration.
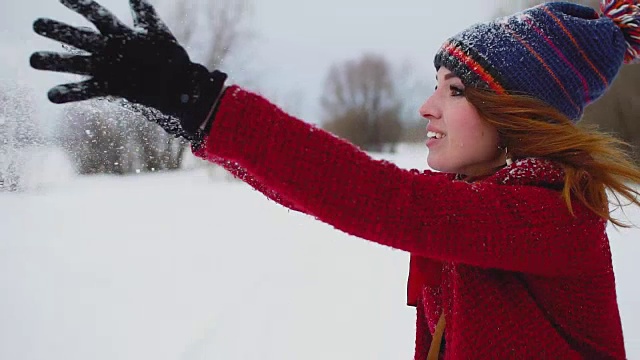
[193,86,626,359]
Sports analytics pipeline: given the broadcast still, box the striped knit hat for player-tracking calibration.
[434,0,640,121]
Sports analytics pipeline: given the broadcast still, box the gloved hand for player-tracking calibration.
[29,0,227,142]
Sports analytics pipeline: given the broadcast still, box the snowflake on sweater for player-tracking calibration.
[496,158,565,186]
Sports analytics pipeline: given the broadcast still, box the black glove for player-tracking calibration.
[29,0,227,142]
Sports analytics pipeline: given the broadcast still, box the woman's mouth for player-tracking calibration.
[427,131,446,139]
[426,131,446,147]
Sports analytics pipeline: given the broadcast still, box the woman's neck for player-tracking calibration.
[459,163,508,183]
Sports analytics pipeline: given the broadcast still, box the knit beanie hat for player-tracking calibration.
[434,0,640,121]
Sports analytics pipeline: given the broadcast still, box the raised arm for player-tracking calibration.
[196,86,609,277]
[29,0,608,278]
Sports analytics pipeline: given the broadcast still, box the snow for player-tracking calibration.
[1,144,639,359]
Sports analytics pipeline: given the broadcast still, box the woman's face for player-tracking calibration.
[419,67,505,178]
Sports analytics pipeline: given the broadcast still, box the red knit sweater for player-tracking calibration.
[193,86,626,359]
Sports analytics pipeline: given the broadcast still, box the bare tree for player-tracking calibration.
[158,0,254,169]
[166,0,253,70]
[59,101,198,175]
[495,0,640,163]
[59,102,135,175]
[321,54,404,153]
[131,119,167,172]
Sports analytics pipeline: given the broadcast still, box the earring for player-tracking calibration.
[504,147,513,166]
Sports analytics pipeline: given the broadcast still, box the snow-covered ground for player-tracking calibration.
[1,144,639,360]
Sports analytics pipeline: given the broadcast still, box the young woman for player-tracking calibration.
[30,0,640,358]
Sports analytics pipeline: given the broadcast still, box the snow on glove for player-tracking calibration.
[29,0,227,142]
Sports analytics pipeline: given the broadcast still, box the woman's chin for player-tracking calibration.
[427,156,458,174]
[427,154,443,170]
[427,163,442,172]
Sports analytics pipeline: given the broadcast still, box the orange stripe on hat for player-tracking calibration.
[541,6,609,87]
[500,23,582,113]
[442,42,505,94]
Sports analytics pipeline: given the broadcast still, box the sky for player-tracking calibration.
[0,0,499,125]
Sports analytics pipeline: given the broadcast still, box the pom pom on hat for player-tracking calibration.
[601,0,640,64]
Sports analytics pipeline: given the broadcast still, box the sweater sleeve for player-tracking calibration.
[193,86,608,277]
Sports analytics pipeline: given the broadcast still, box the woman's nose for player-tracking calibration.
[419,95,440,120]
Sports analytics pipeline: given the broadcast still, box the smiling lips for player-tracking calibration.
[426,130,447,148]
[427,131,446,139]
[425,123,447,148]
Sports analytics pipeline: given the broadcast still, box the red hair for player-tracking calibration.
[465,87,640,227]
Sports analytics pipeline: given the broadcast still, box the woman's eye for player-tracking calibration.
[449,85,465,97]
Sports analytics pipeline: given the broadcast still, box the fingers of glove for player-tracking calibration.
[33,18,106,53]
[48,79,108,103]
[129,0,175,40]
[30,52,95,76]
[59,0,129,35]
